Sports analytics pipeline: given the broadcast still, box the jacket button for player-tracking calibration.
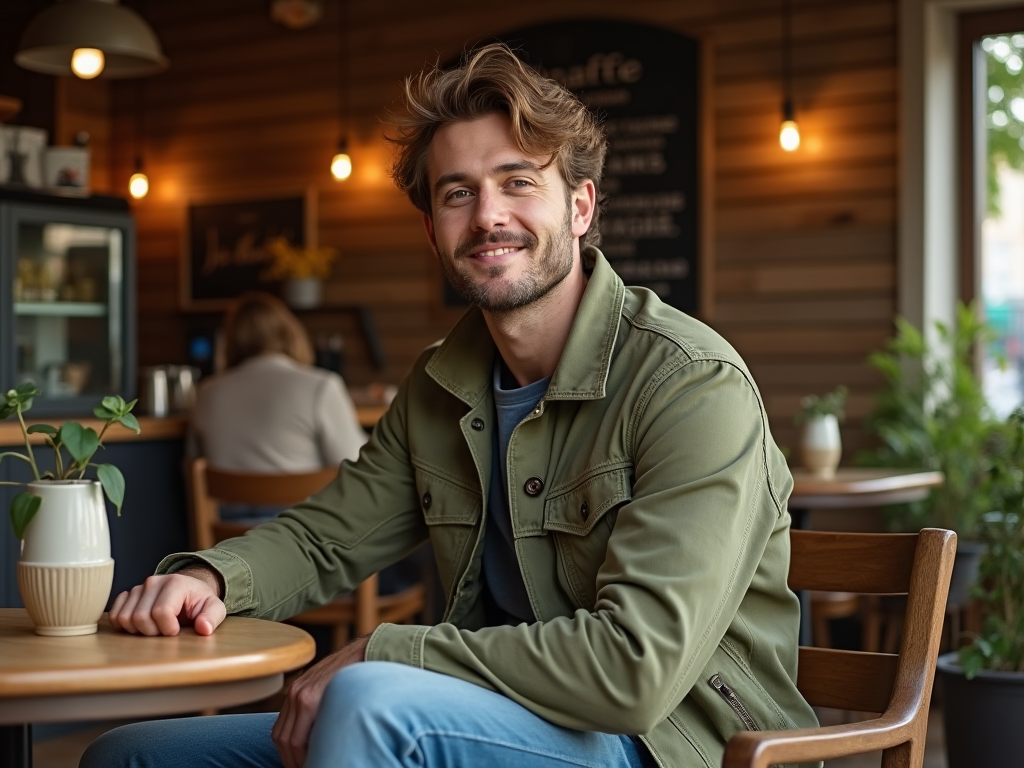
[422,492,432,510]
[471,418,485,431]
[524,477,544,496]
[581,501,590,521]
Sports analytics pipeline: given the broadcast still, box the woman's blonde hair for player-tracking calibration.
[388,42,607,247]
[222,292,314,368]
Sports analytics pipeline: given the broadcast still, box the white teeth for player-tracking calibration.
[478,246,518,257]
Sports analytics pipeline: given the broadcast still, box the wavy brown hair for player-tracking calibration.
[388,42,607,247]
[222,292,314,368]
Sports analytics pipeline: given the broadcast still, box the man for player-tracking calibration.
[83,43,817,768]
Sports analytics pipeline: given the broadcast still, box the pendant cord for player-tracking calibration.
[782,0,792,113]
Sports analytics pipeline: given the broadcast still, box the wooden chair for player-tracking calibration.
[723,528,956,768]
[186,457,426,652]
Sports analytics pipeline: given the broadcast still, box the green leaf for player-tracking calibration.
[101,395,128,415]
[123,398,138,413]
[9,491,41,540]
[93,404,117,420]
[60,422,99,464]
[26,424,57,436]
[96,464,125,515]
[14,382,40,398]
[117,413,140,434]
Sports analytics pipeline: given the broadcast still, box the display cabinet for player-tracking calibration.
[0,189,135,415]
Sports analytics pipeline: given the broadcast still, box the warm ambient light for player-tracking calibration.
[779,119,801,152]
[71,48,104,79]
[331,152,352,181]
[129,172,149,199]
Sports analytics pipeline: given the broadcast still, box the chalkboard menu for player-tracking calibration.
[183,195,305,309]
[443,20,701,313]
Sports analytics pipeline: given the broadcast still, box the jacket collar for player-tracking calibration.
[425,247,624,406]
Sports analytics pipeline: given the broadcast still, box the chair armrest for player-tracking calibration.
[722,715,912,768]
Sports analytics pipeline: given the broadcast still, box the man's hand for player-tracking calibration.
[108,567,226,636]
[272,635,369,768]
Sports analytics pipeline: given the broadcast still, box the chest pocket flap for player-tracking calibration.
[413,465,481,525]
[543,465,632,536]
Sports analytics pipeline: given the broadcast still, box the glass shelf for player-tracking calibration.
[14,302,108,317]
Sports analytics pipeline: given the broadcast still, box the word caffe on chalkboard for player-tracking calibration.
[183,196,305,309]
[439,21,702,314]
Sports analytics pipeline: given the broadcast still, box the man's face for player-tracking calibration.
[423,113,594,313]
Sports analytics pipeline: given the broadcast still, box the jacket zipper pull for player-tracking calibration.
[708,674,760,732]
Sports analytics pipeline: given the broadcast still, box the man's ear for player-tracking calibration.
[571,180,597,239]
[423,212,439,258]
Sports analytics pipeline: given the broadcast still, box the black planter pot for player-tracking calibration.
[937,652,1024,768]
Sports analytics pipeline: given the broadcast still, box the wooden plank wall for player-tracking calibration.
[66,0,897,460]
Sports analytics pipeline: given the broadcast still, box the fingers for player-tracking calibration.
[107,573,224,637]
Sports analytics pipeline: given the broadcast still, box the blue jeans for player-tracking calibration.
[80,662,653,767]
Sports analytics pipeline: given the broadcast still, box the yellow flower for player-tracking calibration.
[261,237,338,281]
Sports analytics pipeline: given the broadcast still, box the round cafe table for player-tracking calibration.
[0,609,315,768]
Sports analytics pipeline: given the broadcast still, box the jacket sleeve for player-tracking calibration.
[364,358,790,735]
[157,369,427,619]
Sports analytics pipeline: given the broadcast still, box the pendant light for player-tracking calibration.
[330,0,352,181]
[16,0,168,80]
[779,0,800,152]
[128,80,148,199]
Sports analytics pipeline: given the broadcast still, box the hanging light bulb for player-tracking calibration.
[71,48,104,79]
[779,100,800,152]
[129,158,149,199]
[331,139,352,181]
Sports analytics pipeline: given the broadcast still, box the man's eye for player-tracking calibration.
[446,189,472,202]
[507,179,532,190]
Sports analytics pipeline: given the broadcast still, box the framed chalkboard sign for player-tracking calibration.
[442,20,713,317]
[181,191,313,310]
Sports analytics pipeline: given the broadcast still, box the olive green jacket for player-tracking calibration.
[160,248,818,767]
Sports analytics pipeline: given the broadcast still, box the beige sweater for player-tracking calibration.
[190,353,367,472]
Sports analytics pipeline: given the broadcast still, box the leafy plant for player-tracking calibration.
[959,407,1024,678]
[860,302,1001,535]
[1,382,139,539]
[794,386,848,424]
[261,237,338,281]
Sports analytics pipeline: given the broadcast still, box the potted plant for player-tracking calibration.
[794,385,847,478]
[1,382,139,636]
[937,406,1024,768]
[262,237,338,309]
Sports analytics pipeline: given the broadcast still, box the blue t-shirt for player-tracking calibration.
[484,358,550,624]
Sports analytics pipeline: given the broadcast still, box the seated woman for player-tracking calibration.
[190,292,367,521]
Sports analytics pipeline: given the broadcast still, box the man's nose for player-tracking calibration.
[471,187,510,231]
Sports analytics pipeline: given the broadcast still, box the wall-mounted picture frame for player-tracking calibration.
[181,188,317,311]
[0,125,47,188]
[44,146,90,196]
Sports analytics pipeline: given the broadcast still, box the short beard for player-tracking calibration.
[440,205,575,313]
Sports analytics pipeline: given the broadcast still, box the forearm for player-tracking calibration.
[178,563,224,599]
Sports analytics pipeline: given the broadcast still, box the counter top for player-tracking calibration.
[0,407,387,446]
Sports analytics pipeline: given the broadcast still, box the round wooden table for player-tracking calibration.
[0,609,315,768]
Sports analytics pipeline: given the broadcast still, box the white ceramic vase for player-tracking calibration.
[800,414,842,479]
[283,277,323,309]
[16,480,114,636]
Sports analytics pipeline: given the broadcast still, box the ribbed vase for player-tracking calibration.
[17,561,114,636]
[17,480,115,636]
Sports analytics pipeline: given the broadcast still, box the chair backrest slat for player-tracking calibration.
[205,465,337,506]
[796,647,898,712]
[789,531,919,593]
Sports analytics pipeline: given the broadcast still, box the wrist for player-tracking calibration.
[178,564,225,599]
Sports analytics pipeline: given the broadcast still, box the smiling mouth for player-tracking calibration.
[474,246,522,258]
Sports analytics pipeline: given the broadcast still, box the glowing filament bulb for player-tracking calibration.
[71,48,104,79]
[779,119,801,151]
[331,152,352,180]
[129,172,149,199]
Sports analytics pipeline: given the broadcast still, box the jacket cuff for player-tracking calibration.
[365,623,430,668]
[155,549,256,615]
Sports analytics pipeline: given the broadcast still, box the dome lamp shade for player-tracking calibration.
[16,0,168,79]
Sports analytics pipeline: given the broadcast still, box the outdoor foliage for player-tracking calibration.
[861,303,1001,535]
[959,406,1024,678]
[794,385,847,425]
[0,383,139,539]
[982,34,1024,216]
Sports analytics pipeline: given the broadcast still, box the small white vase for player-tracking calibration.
[800,414,842,479]
[283,277,323,309]
[17,480,114,636]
